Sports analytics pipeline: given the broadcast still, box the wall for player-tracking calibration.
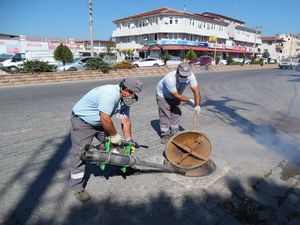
[0,64,277,87]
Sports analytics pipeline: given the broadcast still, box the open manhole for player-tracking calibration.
[163,159,216,177]
[164,130,215,177]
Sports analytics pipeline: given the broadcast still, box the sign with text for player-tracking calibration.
[158,39,208,47]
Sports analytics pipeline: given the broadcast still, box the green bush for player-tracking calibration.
[250,60,262,65]
[18,60,54,73]
[85,58,111,73]
[54,44,73,66]
[162,51,171,65]
[186,49,196,61]
[226,56,233,65]
[113,61,134,69]
[231,62,243,65]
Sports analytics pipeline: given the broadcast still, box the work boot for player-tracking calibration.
[74,188,90,202]
[161,135,171,144]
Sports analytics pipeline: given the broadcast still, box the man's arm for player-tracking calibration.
[120,116,132,141]
[170,91,192,103]
[100,112,117,136]
[191,85,201,106]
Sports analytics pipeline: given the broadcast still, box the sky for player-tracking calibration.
[1,0,299,40]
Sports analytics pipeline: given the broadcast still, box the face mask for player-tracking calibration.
[122,96,137,106]
[177,75,188,83]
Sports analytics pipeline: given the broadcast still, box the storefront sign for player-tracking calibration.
[209,36,218,43]
[6,45,20,54]
[144,41,157,46]
[158,39,208,47]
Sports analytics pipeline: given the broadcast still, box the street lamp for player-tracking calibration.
[252,26,262,58]
[88,0,94,57]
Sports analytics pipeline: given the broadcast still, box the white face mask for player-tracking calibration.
[122,96,137,106]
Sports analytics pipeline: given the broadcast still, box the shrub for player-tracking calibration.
[231,62,243,65]
[226,56,233,65]
[85,58,111,73]
[162,51,171,65]
[113,61,134,69]
[186,49,196,61]
[18,60,54,73]
[54,44,73,66]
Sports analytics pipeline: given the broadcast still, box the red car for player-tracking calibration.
[191,56,214,66]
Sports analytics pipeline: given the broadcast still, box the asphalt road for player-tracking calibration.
[0,68,299,225]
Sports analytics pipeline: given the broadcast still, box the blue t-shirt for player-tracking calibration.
[72,85,130,126]
[156,70,198,99]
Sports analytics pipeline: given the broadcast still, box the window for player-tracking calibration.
[169,17,173,24]
[175,17,178,24]
[190,19,195,26]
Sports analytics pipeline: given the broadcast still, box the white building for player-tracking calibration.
[111,7,262,61]
[279,34,300,57]
[260,36,285,61]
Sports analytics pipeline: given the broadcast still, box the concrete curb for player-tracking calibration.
[0,64,277,86]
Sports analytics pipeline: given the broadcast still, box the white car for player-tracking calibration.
[56,57,95,71]
[133,57,164,67]
[166,56,182,66]
[232,58,251,64]
[218,59,227,65]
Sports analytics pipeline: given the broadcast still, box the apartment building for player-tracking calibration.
[111,7,262,61]
[279,34,300,57]
[260,36,285,60]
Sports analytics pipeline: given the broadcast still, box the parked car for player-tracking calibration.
[191,56,215,66]
[218,59,227,65]
[124,56,140,62]
[56,57,95,71]
[166,56,182,66]
[232,58,251,64]
[132,57,164,67]
[278,57,299,69]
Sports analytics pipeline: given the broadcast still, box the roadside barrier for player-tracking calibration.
[0,64,277,87]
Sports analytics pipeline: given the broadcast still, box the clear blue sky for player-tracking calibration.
[1,0,299,40]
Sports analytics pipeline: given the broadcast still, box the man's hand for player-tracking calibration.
[194,105,201,117]
[111,133,122,144]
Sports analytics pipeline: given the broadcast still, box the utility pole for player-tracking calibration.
[252,26,262,58]
[88,0,94,57]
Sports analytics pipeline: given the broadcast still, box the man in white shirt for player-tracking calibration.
[156,63,201,144]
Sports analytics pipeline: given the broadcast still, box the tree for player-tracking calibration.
[54,44,73,67]
[185,49,196,61]
[262,50,270,60]
[162,51,171,65]
[106,38,115,57]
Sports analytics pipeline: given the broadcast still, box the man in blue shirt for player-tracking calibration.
[156,63,201,144]
[70,77,143,202]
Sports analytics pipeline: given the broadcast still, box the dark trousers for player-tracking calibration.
[156,94,182,137]
[69,113,106,190]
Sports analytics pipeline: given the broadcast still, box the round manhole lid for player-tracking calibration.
[165,131,212,169]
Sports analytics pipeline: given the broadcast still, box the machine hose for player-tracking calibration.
[81,149,186,175]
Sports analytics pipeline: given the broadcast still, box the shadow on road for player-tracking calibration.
[4,176,299,225]
[2,133,71,225]
[1,131,299,225]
